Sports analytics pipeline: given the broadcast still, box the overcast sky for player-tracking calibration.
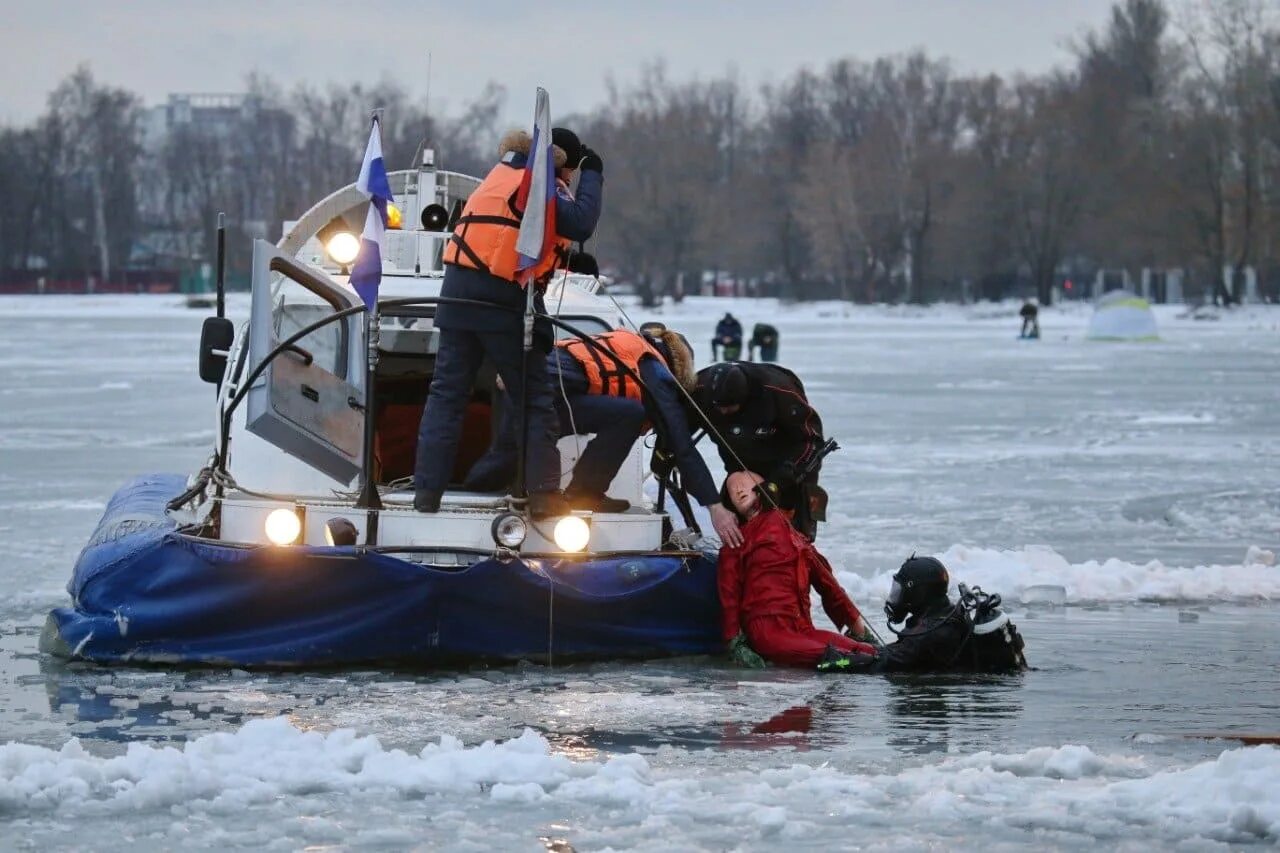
[3,0,1119,126]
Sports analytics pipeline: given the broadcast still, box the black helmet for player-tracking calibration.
[708,363,748,406]
[884,555,950,624]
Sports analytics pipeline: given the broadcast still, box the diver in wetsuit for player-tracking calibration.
[818,556,1027,673]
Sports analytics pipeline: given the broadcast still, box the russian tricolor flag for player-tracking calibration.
[514,88,557,286]
[350,117,395,308]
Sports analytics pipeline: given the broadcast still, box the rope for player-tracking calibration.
[549,270,584,477]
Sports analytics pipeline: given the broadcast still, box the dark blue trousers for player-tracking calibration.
[556,389,647,495]
[414,329,560,494]
[463,360,646,496]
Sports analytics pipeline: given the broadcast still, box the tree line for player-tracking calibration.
[2,0,1277,305]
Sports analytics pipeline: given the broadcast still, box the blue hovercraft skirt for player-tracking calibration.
[45,474,723,667]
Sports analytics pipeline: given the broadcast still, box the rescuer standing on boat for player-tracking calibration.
[694,361,826,539]
[413,128,603,517]
[719,471,877,668]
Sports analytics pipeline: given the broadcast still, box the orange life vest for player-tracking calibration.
[558,330,665,400]
[442,162,573,286]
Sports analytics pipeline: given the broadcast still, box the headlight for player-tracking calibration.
[386,202,403,229]
[324,517,359,547]
[325,232,360,265]
[552,515,590,553]
[491,513,528,549]
[265,507,302,546]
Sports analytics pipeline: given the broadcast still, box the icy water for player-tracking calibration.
[2,295,1279,849]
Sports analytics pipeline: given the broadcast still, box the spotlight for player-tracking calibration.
[324,517,359,547]
[491,513,528,549]
[325,232,360,266]
[552,515,590,553]
[264,507,302,546]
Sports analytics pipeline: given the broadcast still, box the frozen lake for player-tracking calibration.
[2,295,1279,849]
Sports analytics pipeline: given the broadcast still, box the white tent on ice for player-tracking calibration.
[1086,290,1159,341]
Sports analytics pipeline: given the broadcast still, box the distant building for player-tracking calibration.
[142,93,258,151]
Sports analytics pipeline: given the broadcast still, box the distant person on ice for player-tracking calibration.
[748,322,780,362]
[1019,301,1040,339]
[719,471,878,669]
[712,313,743,361]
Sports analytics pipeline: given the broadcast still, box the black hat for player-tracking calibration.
[552,127,583,168]
[884,555,951,624]
[708,363,748,406]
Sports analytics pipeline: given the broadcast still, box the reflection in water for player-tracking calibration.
[885,674,1024,756]
[42,660,256,742]
[720,705,815,751]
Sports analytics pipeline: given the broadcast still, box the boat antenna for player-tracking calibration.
[424,51,432,121]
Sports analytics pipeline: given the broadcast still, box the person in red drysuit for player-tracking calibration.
[718,471,877,668]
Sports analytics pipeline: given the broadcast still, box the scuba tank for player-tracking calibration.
[957,583,1028,671]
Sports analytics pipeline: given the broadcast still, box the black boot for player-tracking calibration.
[568,491,631,513]
[527,491,571,520]
[414,489,441,513]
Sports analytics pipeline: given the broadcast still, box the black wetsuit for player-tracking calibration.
[693,363,825,537]
[824,601,1027,673]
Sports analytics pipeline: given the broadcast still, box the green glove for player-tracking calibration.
[727,633,767,669]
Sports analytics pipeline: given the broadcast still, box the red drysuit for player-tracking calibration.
[719,509,875,667]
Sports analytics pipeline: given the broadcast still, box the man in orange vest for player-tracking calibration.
[413,127,603,518]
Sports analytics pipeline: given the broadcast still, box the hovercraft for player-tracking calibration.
[44,148,720,667]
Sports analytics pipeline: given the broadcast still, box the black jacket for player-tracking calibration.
[693,362,824,481]
[873,605,975,672]
[750,323,779,346]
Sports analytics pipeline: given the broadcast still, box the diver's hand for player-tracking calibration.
[710,503,743,548]
[727,632,766,669]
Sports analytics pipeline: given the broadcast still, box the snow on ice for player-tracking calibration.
[1,717,1277,845]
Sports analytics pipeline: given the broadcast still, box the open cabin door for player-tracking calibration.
[245,240,366,484]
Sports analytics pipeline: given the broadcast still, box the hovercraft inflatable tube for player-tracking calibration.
[44,474,722,666]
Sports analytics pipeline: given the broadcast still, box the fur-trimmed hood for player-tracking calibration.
[498,129,568,169]
[655,330,697,392]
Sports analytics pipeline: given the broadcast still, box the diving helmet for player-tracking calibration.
[884,555,950,624]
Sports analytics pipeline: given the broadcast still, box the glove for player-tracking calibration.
[579,146,603,174]
[650,448,675,480]
[816,651,877,673]
[727,633,767,669]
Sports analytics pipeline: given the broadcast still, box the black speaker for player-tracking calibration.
[421,203,449,231]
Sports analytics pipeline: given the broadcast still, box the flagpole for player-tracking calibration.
[356,300,382,514]
[514,262,535,505]
[355,112,385,539]
[512,88,551,507]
